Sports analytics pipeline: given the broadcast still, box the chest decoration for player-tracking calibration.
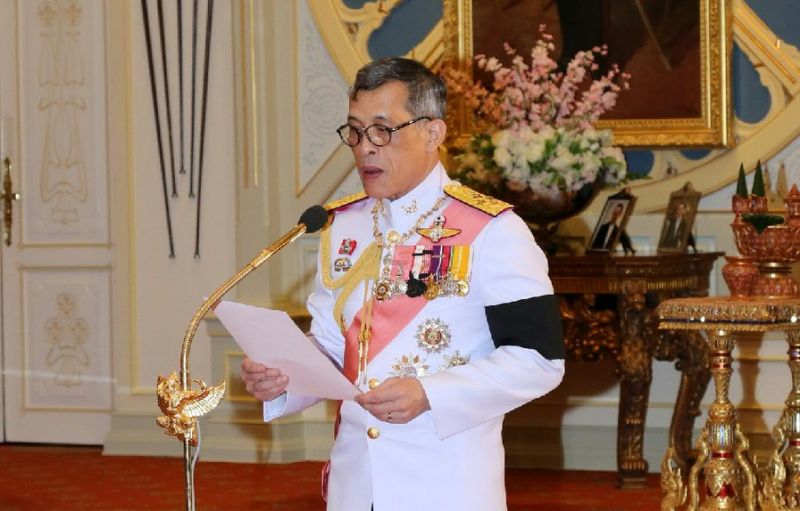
[416,214,461,243]
[390,354,429,378]
[338,238,357,255]
[333,257,352,272]
[415,317,452,353]
[441,350,470,370]
[374,243,473,301]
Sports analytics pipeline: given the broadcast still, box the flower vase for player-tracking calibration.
[721,256,758,297]
[496,173,607,256]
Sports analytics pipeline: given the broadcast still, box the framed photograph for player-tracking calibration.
[442,0,732,147]
[657,182,701,253]
[587,189,637,253]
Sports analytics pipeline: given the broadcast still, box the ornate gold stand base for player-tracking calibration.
[759,331,800,510]
[682,330,757,511]
[658,296,800,511]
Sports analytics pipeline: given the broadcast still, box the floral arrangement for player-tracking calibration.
[443,28,630,198]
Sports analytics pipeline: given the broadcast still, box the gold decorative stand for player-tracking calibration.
[658,296,800,511]
[155,213,325,511]
[761,330,800,510]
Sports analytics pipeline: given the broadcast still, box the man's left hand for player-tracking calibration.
[355,377,431,424]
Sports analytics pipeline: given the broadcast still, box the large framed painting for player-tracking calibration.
[442,0,732,147]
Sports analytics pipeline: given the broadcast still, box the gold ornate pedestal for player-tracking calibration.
[658,296,800,511]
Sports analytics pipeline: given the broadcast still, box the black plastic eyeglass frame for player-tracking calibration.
[336,116,431,147]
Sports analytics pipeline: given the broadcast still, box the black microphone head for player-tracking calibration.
[299,205,329,233]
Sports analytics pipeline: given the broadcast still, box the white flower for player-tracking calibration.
[493,146,512,168]
[491,129,511,149]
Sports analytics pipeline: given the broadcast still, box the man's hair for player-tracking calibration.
[350,57,446,119]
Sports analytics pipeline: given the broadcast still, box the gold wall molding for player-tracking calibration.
[307,0,442,83]
[253,1,800,213]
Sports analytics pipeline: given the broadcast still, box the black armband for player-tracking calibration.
[485,295,565,359]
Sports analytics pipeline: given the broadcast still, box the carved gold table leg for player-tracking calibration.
[690,329,756,511]
[617,280,651,488]
[659,329,712,474]
[760,330,800,509]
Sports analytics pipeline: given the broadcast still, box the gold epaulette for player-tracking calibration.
[323,191,368,212]
[443,183,512,217]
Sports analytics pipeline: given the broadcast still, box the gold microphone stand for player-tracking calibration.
[156,215,324,511]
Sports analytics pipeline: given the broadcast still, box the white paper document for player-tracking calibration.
[214,300,358,400]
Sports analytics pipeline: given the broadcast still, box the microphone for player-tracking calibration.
[299,205,329,233]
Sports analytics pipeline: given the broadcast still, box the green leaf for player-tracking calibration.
[742,213,783,233]
[736,163,748,197]
[751,160,766,197]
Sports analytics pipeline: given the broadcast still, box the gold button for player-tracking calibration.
[367,427,380,439]
[387,230,400,244]
[368,378,380,390]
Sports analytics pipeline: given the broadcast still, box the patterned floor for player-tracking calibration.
[0,444,660,510]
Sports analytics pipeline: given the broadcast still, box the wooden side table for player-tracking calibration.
[549,252,723,488]
[657,296,800,511]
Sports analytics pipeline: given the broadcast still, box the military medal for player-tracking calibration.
[333,257,352,272]
[373,279,393,301]
[440,276,459,296]
[415,318,452,353]
[338,238,357,255]
[449,245,472,297]
[423,278,439,300]
[390,354,429,378]
[417,215,461,243]
[441,350,470,369]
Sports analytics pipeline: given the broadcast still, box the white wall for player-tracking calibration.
[105,0,236,452]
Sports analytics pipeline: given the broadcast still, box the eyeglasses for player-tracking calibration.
[336,116,431,147]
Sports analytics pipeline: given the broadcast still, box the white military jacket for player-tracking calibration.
[265,163,565,511]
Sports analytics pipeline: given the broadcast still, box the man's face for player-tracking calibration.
[610,204,624,221]
[675,202,686,217]
[347,81,436,200]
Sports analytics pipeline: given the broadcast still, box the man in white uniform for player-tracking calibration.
[241,57,565,511]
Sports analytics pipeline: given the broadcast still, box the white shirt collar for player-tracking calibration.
[377,162,450,231]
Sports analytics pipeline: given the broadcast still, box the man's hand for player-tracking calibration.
[355,377,431,424]
[241,357,288,401]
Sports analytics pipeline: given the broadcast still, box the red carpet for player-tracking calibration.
[0,444,660,510]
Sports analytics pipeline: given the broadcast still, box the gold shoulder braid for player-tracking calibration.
[443,182,512,217]
[323,191,368,212]
[320,223,381,334]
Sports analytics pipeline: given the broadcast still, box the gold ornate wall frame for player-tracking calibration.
[442,0,733,148]
[232,1,800,213]
[307,0,443,83]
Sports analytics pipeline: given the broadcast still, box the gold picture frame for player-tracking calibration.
[657,181,701,253]
[442,0,733,148]
[587,189,637,253]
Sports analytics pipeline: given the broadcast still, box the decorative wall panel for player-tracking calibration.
[296,0,349,195]
[23,267,111,411]
[19,0,109,244]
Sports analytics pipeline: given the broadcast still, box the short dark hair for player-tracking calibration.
[350,57,446,119]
